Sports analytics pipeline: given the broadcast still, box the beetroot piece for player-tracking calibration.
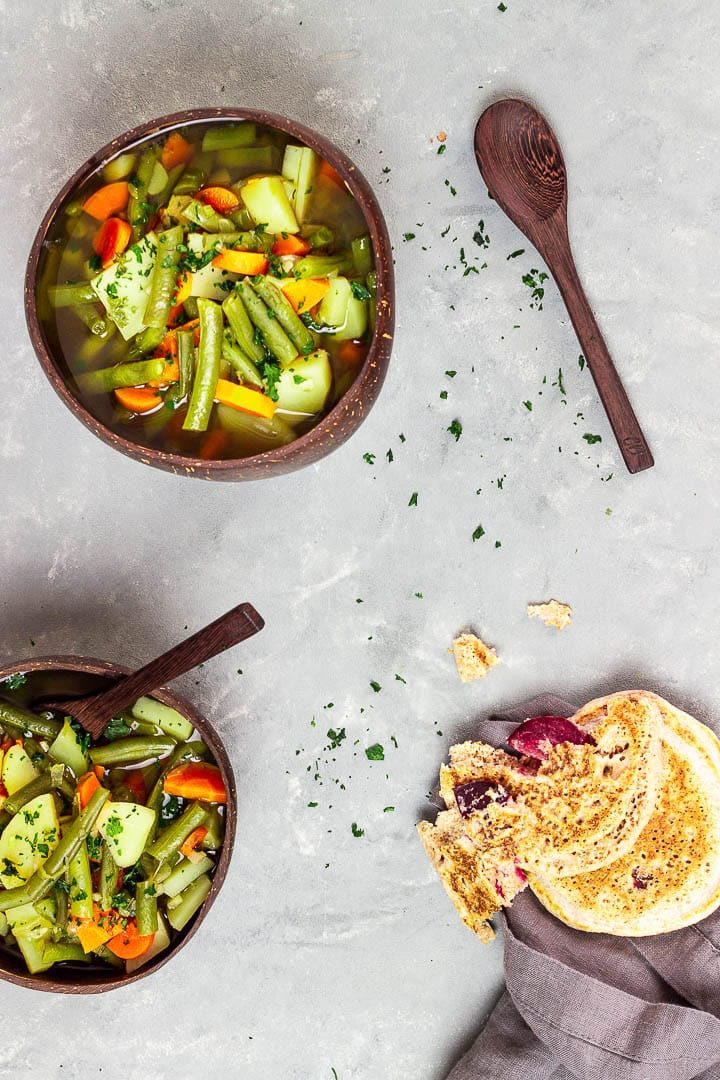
[454,779,509,819]
[507,715,595,761]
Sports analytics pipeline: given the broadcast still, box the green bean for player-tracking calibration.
[222,292,265,363]
[201,230,266,253]
[182,298,222,432]
[234,280,298,367]
[0,788,109,911]
[95,943,123,968]
[0,701,61,740]
[155,163,186,208]
[143,225,183,329]
[89,736,175,767]
[351,234,373,278]
[172,166,207,196]
[252,277,314,355]
[99,843,120,911]
[302,224,335,250]
[76,358,166,396]
[0,767,72,820]
[160,854,212,897]
[146,741,208,819]
[131,325,166,358]
[366,270,377,330]
[128,145,160,241]
[229,207,255,230]
[46,281,97,308]
[54,882,68,929]
[75,328,120,370]
[22,738,49,772]
[181,200,235,233]
[136,879,158,936]
[202,123,256,151]
[166,872,212,931]
[147,800,208,864]
[222,335,263,388]
[42,940,89,965]
[183,296,199,320]
[68,839,93,921]
[292,253,353,279]
[176,328,195,397]
[216,145,277,171]
[71,303,111,338]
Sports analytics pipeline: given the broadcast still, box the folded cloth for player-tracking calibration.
[446,695,720,1080]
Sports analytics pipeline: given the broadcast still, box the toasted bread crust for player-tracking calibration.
[527,599,573,630]
[452,634,500,682]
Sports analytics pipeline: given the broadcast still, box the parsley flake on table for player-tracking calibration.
[351,823,365,837]
[507,248,525,259]
[472,524,486,541]
[523,400,533,411]
[395,673,407,684]
[445,370,456,378]
[402,232,416,242]
[408,492,418,507]
[350,280,372,301]
[370,681,382,693]
[363,452,376,464]
[2,672,27,690]
[583,433,602,444]
[365,743,385,760]
[578,354,586,371]
[447,419,462,441]
[383,806,395,813]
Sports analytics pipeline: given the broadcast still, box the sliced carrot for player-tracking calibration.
[174,271,193,307]
[281,276,331,314]
[82,181,130,221]
[212,250,268,276]
[199,429,229,460]
[214,379,277,420]
[198,186,240,214]
[157,318,200,360]
[76,922,115,954]
[0,783,7,800]
[114,386,163,413]
[164,762,227,804]
[106,920,155,960]
[161,131,194,170]
[271,234,310,256]
[319,160,345,189]
[93,217,132,268]
[94,765,105,780]
[76,772,101,809]
[180,826,209,859]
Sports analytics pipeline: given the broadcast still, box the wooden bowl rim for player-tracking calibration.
[24,107,395,480]
[0,654,236,994]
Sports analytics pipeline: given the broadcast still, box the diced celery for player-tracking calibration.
[294,147,319,223]
[282,144,303,183]
[166,873,212,931]
[317,277,367,341]
[97,802,156,868]
[131,696,193,741]
[275,350,332,414]
[241,176,299,235]
[181,200,236,233]
[160,854,213,898]
[91,232,158,340]
[48,717,89,777]
[16,929,54,974]
[1,745,38,795]
[202,123,257,152]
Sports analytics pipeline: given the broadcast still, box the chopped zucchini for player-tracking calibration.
[241,176,299,235]
[275,350,332,414]
[48,717,89,777]
[131,696,193,741]
[91,231,158,340]
[317,277,368,341]
[97,801,156,868]
[0,794,60,886]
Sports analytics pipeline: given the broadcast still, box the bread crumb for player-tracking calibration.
[437,130,447,142]
[452,633,500,682]
[527,599,573,630]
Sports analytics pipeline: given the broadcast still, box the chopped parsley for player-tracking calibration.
[365,743,385,760]
[349,280,372,301]
[103,715,133,742]
[583,433,602,444]
[522,400,533,411]
[395,673,406,684]
[369,681,382,693]
[363,452,376,465]
[402,232,416,242]
[326,727,347,750]
[472,524,486,541]
[104,815,124,838]
[408,492,418,507]
[447,419,462,441]
[351,823,364,837]
[437,144,446,155]
[507,249,525,259]
[1,858,19,877]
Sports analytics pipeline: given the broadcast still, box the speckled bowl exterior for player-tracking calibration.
[25,108,395,481]
[0,655,236,994]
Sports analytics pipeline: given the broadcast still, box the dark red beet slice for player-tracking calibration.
[454,779,509,818]
[507,715,595,761]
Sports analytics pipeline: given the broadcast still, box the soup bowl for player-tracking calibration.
[25,108,394,481]
[0,654,235,993]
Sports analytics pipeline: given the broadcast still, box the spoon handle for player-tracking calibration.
[65,602,265,740]
[548,232,654,474]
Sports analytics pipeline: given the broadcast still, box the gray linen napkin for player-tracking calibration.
[446,695,720,1080]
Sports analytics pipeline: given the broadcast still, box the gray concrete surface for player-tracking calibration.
[1,0,718,1076]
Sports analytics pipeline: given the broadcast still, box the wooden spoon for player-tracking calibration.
[34,602,265,741]
[474,98,653,474]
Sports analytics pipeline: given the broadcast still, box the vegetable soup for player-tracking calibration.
[0,669,227,978]
[36,121,377,461]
